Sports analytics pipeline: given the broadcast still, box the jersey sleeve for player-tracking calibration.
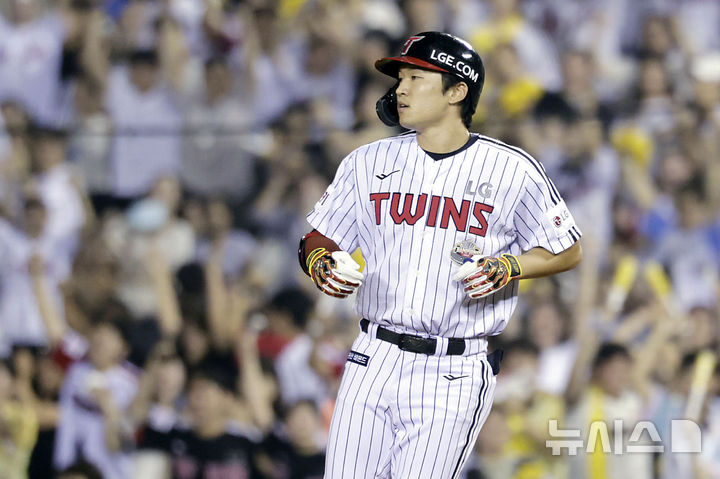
[512,164,582,254]
[306,153,359,252]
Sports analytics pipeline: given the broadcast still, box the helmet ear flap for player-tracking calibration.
[376,81,400,127]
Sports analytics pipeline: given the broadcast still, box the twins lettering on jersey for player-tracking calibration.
[369,192,494,236]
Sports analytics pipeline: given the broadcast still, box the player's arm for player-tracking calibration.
[453,242,582,300]
[455,156,584,299]
[299,230,363,298]
[515,241,582,279]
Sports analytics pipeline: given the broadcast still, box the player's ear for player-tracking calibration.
[447,82,469,106]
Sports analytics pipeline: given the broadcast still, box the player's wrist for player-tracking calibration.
[298,230,342,278]
[500,253,522,280]
[306,249,364,298]
[307,247,332,288]
[306,247,329,272]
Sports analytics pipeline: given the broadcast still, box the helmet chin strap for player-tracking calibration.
[375,81,400,127]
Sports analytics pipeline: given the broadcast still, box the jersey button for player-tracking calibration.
[406,308,416,316]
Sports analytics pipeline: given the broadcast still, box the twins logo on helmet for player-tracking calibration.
[401,35,425,55]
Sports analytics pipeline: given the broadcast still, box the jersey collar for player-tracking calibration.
[419,134,479,161]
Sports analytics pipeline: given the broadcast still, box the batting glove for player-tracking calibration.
[453,253,522,300]
[307,249,364,298]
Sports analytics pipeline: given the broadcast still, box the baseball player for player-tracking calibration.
[298,32,583,479]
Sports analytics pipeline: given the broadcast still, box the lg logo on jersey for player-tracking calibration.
[553,208,570,228]
[465,180,493,198]
[369,192,494,236]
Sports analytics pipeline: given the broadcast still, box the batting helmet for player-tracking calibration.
[374,32,485,127]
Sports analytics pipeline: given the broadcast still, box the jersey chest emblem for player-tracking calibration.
[450,239,482,265]
[369,192,494,236]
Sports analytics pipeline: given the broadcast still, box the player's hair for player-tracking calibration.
[592,342,631,370]
[441,73,474,128]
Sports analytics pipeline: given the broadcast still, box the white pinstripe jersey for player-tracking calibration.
[307,132,581,339]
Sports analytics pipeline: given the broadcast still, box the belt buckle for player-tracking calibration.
[398,334,432,354]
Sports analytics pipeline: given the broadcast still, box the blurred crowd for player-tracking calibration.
[0,0,719,478]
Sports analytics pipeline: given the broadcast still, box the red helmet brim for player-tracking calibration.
[375,56,450,77]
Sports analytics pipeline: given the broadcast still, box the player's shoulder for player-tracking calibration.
[473,133,546,175]
[349,130,417,160]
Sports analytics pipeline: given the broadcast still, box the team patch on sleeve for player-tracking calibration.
[347,350,370,367]
[308,189,332,218]
[545,200,577,236]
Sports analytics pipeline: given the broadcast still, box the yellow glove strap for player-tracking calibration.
[500,253,522,279]
[306,247,329,276]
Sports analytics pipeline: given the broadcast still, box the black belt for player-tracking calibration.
[360,318,466,355]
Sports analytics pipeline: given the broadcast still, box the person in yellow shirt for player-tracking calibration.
[0,358,39,479]
[469,0,561,91]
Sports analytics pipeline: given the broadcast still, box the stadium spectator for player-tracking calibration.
[0,0,79,126]
[30,125,86,255]
[0,358,38,479]
[180,56,265,202]
[257,400,327,479]
[137,358,261,479]
[0,198,71,355]
[193,197,257,281]
[53,318,138,479]
[265,288,328,407]
[14,347,66,479]
[107,49,182,198]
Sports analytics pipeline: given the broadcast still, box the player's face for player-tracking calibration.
[396,67,454,131]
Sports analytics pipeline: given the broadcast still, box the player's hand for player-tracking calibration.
[453,253,522,299]
[307,249,364,298]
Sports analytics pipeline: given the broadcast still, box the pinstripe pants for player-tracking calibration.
[324,325,496,479]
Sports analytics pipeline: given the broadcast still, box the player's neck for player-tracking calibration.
[416,120,469,154]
